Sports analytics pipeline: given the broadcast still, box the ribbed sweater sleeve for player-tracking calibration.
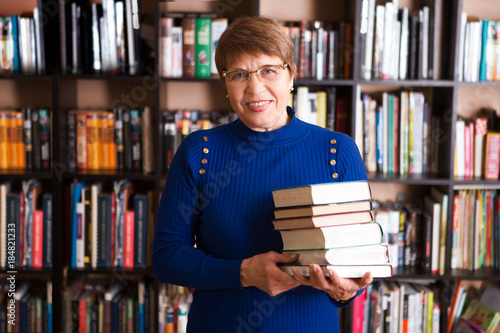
[152,132,244,290]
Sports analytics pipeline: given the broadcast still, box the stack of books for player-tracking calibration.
[271,180,393,278]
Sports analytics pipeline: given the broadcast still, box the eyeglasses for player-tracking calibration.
[223,63,288,86]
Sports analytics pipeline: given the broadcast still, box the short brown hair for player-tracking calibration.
[215,17,297,87]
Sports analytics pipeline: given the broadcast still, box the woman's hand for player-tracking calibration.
[240,251,301,296]
[291,264,373,302]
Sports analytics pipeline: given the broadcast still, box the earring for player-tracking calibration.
[226,94,229,98]
[290,87,294,92]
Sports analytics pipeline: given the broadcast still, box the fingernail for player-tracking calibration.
[290,254,297,260]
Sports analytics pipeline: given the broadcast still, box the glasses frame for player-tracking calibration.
[222,63,289,85]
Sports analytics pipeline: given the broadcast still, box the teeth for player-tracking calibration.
[248,101,269,107]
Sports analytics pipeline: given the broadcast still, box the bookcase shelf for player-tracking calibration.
[0,0,498,332]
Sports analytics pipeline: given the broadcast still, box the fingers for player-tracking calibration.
[274,252,298,264]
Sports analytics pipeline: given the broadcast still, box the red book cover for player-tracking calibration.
[79,297,87,332]
[124,210,135,268]
[32,210,43,268]
[352,289,366,333]
[485,132,500,180]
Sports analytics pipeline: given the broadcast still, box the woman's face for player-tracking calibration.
[225,53,294,132]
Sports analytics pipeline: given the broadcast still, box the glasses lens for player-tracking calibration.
[226,71,248,84]
[258,66,282,81]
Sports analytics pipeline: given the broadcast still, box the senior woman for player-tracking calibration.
[152,16,372,332]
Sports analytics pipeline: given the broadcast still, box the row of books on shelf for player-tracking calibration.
[282,20,352,80]
[68,180,154,269]
[373,186,449,276]
[359,0,444,81]
[271,181,393,278]
[158,283,192,333]
[359,91,438,175]
[66,107,153,172]
[60,0,142,75]
[159,13,227,78]
[454,108,500,180]
[0,281,52,332]
[0,9,47,75]
[290,86,349,134]
[63,276,161,333]
[0,179,52,269]
[451,189,500,271]
[0,108,51,171]
[159,13,354,80]
[162,109,237,170]
[448,281,500,333]
[350,281,441,333]
[458,15,500,82]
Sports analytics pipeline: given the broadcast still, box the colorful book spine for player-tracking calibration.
[210,18,228,75]
[123,210,135,268]
[32,210,43,268]
[485,132,500,180]
[195,17,211,78]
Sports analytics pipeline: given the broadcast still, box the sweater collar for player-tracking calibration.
[228,107,310,147]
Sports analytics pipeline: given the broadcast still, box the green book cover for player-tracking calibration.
[195,18,211,77]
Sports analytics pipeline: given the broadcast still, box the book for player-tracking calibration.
[456,299,500,333]
[279,221,383,251]
[279,263,393,278]
[182,16,196,77]
[287,243,390,266]
[484,131,500,180]
[272,180,371,208]
[195,17,211,78]
[273,200,372,219]
[272,210,374,230]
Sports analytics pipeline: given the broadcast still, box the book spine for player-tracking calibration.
[32,210,43,268]
[142,107,153,173]
[66,112,77,170]
[485,132,500,180]
[134,195,148,268]
[182,17,196,77]
[123,210,135,268]
[23,108,33,170]
[195,17,211,78]
[159,17,173,77]
[97,194,112,267]
[86,113,99,170]
[114,108,124,171]
[123,108,132,171]
[38,109,51,170]
[211,18,228,76]
[129,109,142,171]
[75,112,87,170]
[42,194,52,268]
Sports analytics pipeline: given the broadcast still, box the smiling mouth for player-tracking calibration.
[247,101,271,107]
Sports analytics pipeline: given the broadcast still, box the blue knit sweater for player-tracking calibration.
[152,108,368,332]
